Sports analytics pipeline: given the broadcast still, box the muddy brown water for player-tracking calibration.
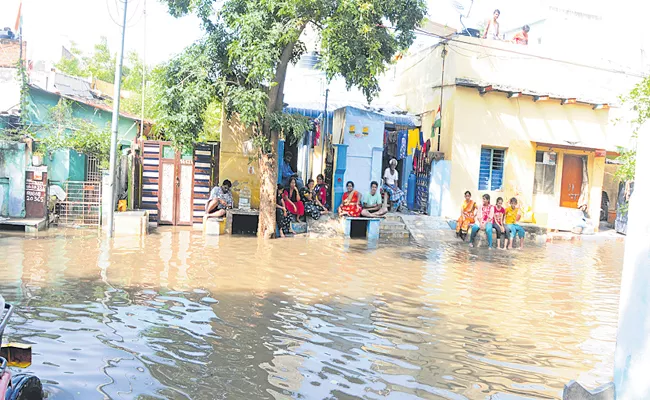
[0,229,623,399]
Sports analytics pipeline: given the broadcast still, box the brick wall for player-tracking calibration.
[0,39,26,68]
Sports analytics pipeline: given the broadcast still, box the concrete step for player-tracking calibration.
[380,231,410,239]
[380,221,406,231]
[384,213,403,222]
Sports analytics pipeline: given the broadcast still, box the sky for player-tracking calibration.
[0,0,204,65]
[0,0,648,71]
[0,0,552,66]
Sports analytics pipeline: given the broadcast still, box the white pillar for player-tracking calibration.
[614,123,650,399]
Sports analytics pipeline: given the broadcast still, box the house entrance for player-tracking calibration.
[139,141,219,226]
[560,155,584,208]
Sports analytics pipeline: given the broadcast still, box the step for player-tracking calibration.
[384,214,403,222]
[379,221,406,231]
[380,231,410,239]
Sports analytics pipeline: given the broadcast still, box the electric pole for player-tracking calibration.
[106,0,129,236]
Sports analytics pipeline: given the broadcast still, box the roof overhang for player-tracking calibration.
[455,78,614,108]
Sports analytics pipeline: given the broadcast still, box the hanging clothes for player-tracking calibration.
[397,130,408,160]
[386,131,398,159]
[313,121,321,147]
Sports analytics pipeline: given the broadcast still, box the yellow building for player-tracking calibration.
[394,36,638,230]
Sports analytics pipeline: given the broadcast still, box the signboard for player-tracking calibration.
[595,149,607,158]
[25,167,48,219]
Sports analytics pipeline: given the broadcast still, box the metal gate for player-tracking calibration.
[139,141,220,225]
[58,181,102,227]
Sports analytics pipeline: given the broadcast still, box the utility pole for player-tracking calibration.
[140,0,147,139]
[106,0,129,236]
[613,123,650,399]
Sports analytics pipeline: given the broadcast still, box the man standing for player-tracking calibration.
[204,179,233,220]
[512,25,530,45]
[361,181,388,217]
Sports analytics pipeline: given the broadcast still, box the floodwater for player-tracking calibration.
[0,229,623,400]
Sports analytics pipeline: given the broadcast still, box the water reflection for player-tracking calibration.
[0,229,623,399]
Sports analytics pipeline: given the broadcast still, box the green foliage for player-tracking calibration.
[154,43,218,148]
[269,112,310,145]
[160,0,427,148]
[85,37,117,83]
[54,38,161,123]
[617,76,650,181]
[54,42,85,78]
[39,100,112,169]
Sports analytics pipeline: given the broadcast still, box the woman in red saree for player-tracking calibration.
[338,181,362,217]
[283,177,305,220]
[456,190,477,240]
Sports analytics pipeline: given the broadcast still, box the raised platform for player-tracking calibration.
[204,217,226,235]
[345,217,381,240]
[114,211,149,236]
[0,217,47,233]
[226,209,259,236]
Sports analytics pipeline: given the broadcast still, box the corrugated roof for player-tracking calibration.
[284,100,418,129]
[53,73,95,100]
[28,85,152,124]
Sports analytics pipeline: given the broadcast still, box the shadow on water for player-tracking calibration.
[0,228,624,399]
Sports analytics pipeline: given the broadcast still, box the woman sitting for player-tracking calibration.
[456,190,477,240]
[382,158,405,211]
[300,179,321,220]
[338,181,362,217]
[283,177,304,221]
[276,184,295,237]
[314,174,330,212]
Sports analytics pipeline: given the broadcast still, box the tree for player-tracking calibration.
[162,0,427,238]
[38,99,112,169]
[54,42,85,78]
[55,39,161,123]
[617,76,650,182]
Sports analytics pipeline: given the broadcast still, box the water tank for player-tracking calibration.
[407,172,417,210]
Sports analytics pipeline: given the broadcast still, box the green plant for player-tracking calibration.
[38,99,112,169]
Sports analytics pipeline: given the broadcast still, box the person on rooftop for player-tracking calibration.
[482,9,501,40]
[512,25,530,45]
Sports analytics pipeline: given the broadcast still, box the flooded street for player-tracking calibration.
[0,229,623,399]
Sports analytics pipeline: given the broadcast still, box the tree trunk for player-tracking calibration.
[258,152,278,238]
[257,35,303,239]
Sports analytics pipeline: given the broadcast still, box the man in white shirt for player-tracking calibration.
[382,158,405,211]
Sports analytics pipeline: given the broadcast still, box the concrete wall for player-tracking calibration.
[219,115,260,208]
[0,68,19,115]
[0,141,27,218]
[46,149,87,184]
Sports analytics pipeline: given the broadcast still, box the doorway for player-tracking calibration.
[159,144,195,226]
[560,155,584,208]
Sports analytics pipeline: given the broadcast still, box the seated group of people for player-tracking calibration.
[276,174,329,237]
[456,191,526,250]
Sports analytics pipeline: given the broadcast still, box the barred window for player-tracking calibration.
[478,147,505,191]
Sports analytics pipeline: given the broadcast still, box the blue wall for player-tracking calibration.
[0,141,26,218]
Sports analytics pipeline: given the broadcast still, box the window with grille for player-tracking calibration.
[533,151,556,195]
[478,147,505,191]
